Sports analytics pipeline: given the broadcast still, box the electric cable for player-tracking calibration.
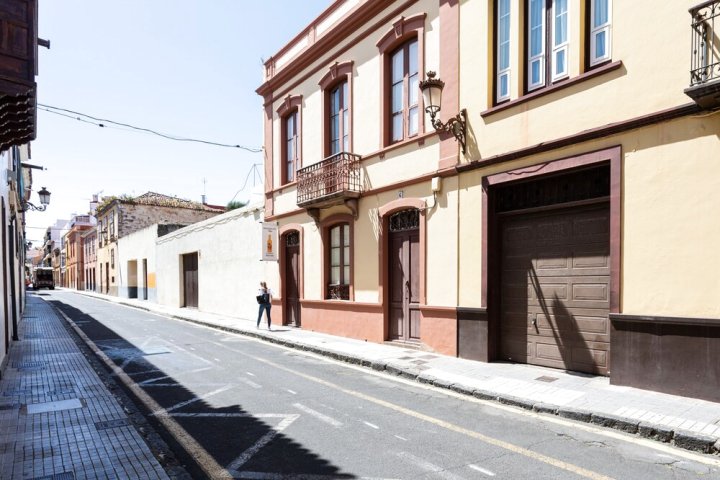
[38,103,263,152]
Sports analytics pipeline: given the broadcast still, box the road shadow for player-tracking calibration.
[49,299,359,479]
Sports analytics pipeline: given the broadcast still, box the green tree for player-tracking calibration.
[226,200,247,211]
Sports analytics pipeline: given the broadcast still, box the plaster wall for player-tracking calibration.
[156,204,272,321]
[621,116,720,318]
[117,224,158,302]
[456,115,720,318]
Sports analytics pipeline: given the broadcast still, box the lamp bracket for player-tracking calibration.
[429,108,467,154]
[21,202,47,212]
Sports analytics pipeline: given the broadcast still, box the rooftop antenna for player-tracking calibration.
[202,177,207,204]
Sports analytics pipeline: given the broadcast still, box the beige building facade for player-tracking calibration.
[258,0,720,401]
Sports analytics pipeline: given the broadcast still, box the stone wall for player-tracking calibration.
[118,204,221,239]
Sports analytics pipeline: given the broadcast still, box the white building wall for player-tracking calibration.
[156,203,272,321]
[117,224,159,301]
[1,149,10,366]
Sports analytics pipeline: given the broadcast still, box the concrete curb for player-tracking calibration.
[174,312,720,456]
[72,291,720,457]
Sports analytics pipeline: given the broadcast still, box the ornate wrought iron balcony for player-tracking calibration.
[686,1,720,107]
[296,152,362,210]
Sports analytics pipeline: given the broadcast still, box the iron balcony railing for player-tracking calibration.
[689,1,720,86]
[296,152,362,207]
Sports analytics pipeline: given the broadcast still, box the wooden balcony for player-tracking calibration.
[297,152,362,214]
[685,1,720,108]
[0,0,38,152]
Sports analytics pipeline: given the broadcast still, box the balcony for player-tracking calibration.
[296,152,362,217]
[686,1,720,108]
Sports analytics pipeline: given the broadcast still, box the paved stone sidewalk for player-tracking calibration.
[0,295,169,480]
[78,289,720,457]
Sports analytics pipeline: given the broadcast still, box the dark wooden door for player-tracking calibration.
[389,213,420,342]
[142,259,148,300]
[285,233,301,326]
[499,205,610,375]
[183,252,199,308]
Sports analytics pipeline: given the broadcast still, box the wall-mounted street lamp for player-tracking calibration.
[22,187,51,212]
[419,71,468,154]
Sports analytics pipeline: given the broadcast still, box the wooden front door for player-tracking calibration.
[182,252,199,308]
[388,210,420,342]
[284,232,301,326]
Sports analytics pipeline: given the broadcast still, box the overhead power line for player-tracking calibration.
[38,104,263,152]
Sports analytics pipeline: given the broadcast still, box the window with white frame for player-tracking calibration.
[589,0,611,66]
[527,0,569,91]
[496,0,511,102]
[552,0,568,80]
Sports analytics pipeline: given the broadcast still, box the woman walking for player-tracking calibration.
[256,281,273,330]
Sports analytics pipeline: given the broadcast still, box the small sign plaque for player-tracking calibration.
[261,222,279,262]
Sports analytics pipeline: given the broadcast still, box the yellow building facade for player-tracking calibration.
[258,0,720,401]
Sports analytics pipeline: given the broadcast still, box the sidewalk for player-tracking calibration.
[0,294,172,480]
[77,289,720,457]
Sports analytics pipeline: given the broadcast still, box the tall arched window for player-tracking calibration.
[377,14,426,147]
[319,61,354,157]
[276,95,303,185]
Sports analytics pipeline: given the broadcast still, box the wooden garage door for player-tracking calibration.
[499,204,610,375]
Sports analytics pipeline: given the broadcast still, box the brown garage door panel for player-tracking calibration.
[500,204,610,375]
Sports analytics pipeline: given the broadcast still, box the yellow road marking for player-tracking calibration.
[249,353,615,480]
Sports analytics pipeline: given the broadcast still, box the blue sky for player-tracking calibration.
[25,0,330,243]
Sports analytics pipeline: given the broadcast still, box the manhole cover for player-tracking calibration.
[32,472,75,480]
[13,361,46,370]
[535,376,559,383]
[24,333,43,339]
[95,418,131,430]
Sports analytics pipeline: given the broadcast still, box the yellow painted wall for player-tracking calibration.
[457,114,720,317]
[459,1,697,161]
[622,115,720,318]
[425,175,459,306]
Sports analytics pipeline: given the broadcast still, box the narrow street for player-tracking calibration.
[43,291,720,480]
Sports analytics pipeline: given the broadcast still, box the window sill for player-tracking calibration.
[278,180,298,193]
[481,60,623,118]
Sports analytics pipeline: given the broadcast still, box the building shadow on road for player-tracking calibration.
[49,299,359,480]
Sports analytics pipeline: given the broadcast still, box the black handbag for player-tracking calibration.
[256,293,269,304]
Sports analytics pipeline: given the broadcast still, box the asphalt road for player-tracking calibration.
[44,290,720,479]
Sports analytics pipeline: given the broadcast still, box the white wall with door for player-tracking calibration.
[155,203,272,321]
[117,224,158,301]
